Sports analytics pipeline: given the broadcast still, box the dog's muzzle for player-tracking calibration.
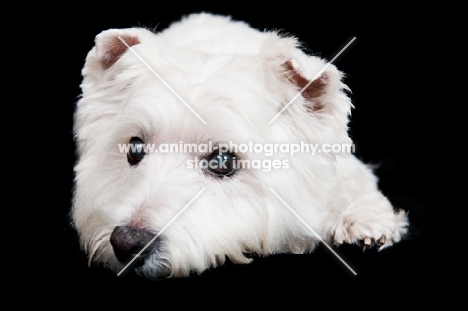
[110,226,158,267]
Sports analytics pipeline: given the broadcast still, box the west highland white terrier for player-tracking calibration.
[72,13,409,279]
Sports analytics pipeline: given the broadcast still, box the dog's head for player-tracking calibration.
[72,15,353,279]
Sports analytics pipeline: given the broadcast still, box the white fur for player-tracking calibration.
[72,13,408,279]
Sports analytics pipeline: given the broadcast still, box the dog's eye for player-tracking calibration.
[203,152,237,177]
[127,137,146,166]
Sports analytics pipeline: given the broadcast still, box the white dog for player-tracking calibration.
[72,13,409,279]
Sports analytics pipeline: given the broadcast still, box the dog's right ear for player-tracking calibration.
[82,29,143,75]
[76,28,149,143]
[79,28,155,99]
[95,30,140,70]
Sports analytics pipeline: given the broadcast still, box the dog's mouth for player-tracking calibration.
[110,225,159,267]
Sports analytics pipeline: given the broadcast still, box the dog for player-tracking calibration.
[72,12,409,279]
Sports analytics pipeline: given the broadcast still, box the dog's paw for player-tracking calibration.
[331,209,409,251]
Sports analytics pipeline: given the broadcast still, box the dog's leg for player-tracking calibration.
[324,156,409,250]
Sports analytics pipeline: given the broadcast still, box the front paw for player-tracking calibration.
[332,209,409,251]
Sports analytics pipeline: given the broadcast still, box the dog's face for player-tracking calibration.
[72,15,355,279]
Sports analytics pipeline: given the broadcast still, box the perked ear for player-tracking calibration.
[283,50,347,114]
[261,33,349,118]
[79,28,149,96]
[94,30,140,69]
[284,60,328,112]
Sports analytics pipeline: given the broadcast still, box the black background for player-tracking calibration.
[60,2,436,305]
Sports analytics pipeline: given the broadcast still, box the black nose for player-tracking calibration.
[110,226,158,267]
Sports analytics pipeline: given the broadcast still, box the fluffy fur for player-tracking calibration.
[72,13,408,279]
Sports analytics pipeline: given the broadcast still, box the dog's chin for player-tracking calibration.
[101,252,169,279]
[133,256,175,280]
[114,252,149,269]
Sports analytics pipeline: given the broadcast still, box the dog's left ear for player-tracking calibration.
[263,35,352,119]
[283,60,332,113]
[283,50,350,116]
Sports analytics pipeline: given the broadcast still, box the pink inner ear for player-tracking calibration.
[101,35,140,69]
[284,61,328,112]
